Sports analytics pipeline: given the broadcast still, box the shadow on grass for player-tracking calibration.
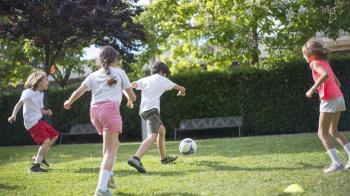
[0,183,21,190]
[195,160,324,172]
[147,193,199,196]
[114,191,200,196]
[73,167,205,177]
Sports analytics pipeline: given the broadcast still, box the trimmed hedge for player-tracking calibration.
[1,58,350,145]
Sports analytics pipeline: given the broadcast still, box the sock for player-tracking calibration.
[327,148,341,165]
[97,170,111,191]
[133,156,140,161]
[343,143,350,159]
[34,155,44,164]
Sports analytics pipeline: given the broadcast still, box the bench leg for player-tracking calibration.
[239,127,241,137]
[174,130,177,140]
[59,135,63,144]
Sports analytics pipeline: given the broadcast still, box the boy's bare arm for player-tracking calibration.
[40,108,53,117]
[131,82,138,89]
[173,84,186,96]
[8,100,24,123]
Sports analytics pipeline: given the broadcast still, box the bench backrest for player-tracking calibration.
[179,116,242,130]
[70,124,97,134]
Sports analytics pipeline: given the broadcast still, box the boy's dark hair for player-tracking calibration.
[151,61,170,75]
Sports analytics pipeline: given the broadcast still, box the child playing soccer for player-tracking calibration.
[303,39,350,173]
[64,46,136,196]
[127,61,186,173]
[8,71,59,173]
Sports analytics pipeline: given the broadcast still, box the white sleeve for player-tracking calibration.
[81,74,92,91]
[121,71,132,90]
[40,94,44,108]
[19,90,30,102]
[135,78,145,90]
[162,77,176,91]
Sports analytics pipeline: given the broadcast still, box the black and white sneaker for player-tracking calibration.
[161,155,178,164]
[29,163,48,173]
[32,155,50,167]
[127,157,146,173]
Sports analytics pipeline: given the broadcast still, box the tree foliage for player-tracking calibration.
[137,0,350,72]
[0,0,145,86]
[0,39,38,88]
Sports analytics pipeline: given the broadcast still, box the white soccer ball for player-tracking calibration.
[179,138,197,155]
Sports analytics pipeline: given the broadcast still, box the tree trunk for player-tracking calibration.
[250,22,259,66]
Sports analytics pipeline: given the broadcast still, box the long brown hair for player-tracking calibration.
[97,46,118,86]
[302,39,329,60]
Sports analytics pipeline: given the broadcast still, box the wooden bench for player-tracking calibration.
[174,116,243,140]
[59,124,98,144]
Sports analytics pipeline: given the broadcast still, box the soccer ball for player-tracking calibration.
[179,138,197,155]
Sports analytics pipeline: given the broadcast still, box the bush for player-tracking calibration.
[1,57,349,145]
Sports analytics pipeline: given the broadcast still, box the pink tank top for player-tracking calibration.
[309,60,343,100]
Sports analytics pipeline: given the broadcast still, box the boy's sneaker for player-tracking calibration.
[345,161,350,170]
[107,175,116,189]
[127,157,146,173]
[94,189,112,196]
[323,163,345,173]
[29,163,48,173]
[31,155,50,167]
[161,155,178,164]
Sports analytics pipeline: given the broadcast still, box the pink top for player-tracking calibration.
[309,60,342,100]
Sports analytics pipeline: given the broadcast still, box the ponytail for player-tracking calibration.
[97,46,118,86]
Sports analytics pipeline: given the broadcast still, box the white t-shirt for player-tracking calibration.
[136,74,176,114]
[82,67,132,105]
[20,89,44,130]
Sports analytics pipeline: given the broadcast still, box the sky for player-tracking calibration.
[82,0,150,60]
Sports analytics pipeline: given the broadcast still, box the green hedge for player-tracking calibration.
[1,58,350,145]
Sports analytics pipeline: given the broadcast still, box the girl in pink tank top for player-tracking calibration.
[303,39,350,173]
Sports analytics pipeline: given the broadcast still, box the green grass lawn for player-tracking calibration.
[0,133,350,196]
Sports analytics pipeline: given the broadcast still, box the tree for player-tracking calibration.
[0,39,39,89]
[0,0,144,85]
[137,0,350,72]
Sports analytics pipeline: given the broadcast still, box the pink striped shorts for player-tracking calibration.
[90,101,122,135]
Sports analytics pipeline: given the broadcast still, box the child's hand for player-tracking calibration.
[63,100,72,110]
[8,116,16,124]
[126,99,134,109]
[177,90,186,96]
[46,109,53,117]
[306,89,315,98]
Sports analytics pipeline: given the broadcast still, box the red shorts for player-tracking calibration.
[28,120,59,145]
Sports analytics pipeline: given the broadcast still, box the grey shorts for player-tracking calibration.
[141,108,163,134]
[320,96,346,113]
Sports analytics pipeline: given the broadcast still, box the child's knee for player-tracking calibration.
[52,135,59,141]
[158,126,166,135]
[329,129,339,137]
[42,139,51,146]
[318,129,330,139]
[146,134,157,142]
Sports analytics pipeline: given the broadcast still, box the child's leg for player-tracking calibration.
[34,139,51,164]
[329,111,350,145]
[48,135,59,147]
[329,112,350,163]
[157,125,167,160]
[318,112,341,165]
[97,132,119,191]
[134,133,158,159]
